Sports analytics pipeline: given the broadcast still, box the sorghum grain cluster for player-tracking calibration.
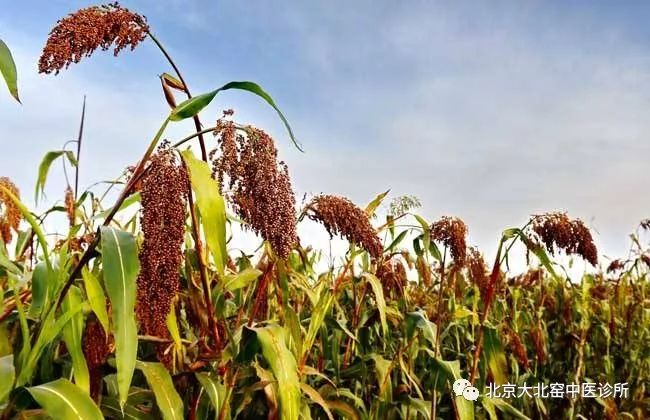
[39,2,148,74]
[211,121,297,259]
[306,195,383,259]
[0,177,21,244]
[430,216,468,266]
[531,212,598,266]
[136,147,187,340]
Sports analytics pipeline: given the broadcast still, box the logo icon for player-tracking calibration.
[453,378,480,401]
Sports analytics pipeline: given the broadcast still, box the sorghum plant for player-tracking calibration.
[0,4,647,420]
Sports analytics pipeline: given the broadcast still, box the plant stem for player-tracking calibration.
[148,32,208,161]
[431,248,447,420]
[74,96,86,199]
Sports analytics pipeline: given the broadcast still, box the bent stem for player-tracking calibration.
[148,32,208,161]
[469,238,505,384]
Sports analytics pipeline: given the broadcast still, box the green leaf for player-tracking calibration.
[365,190,390,217]
[222,268,262,292]
[301,383,334,420]
[364,273,388,338]
[302,289,334,361]
[81,267,109,334]
[371,355,393,403]
[101,226,139,409]
[483,327,508,385]
[27,378,104,420]
[29,262,52,318]
[0,355,15,403]
[195,372,228,418]
[385,230,408,252]
[169,90,218,121]
[430,359,474,420]
[16,300,83,386]
[0,39,19,102]
[405,311,437,347]
[217,81,302,151]
[171,81,301,151]
[481,397,530,420]
[326,400,361,420]
[61,285,90,394]
[136,361,184,420]
[181,150,227,276]
[35,150,78,204]
[242,324,301,420]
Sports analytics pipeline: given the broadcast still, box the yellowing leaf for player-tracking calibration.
[181,150,227,276]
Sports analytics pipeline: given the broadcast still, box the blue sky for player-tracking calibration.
[1,1,649,268]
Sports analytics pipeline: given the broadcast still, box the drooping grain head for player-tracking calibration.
[430,216,468,266]
[211,121,298,259]
[507,328,529,369]
[377,257,408,297]
[531,212,598,266]
[82,317,109,400]
[606,259,625,273]
[136,147,188,346]
[0,177,21,244]
[466,246,488,295]
[415,255,432,288]
[39,2,149,74]
[306,195,383,259]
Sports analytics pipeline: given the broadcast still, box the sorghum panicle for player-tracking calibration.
[39,2,148,74]
[430,216,468,266]
[531,212,598,266]
[466,247,488,295]
[377,257,407,296]
[306,195,383,259]
[82,317,109,400]
[136,147,187,341]
[211,120,297,259]
[0,177,21,244]
[507,328,529,369]
[415,255,432,288]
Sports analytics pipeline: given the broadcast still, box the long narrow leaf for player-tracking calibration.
[27,378,103,420]
[61,285,90,394]
[101,226,139,409]
[136,361,184,420]
[0,39,19,102]
[181,150,227,276]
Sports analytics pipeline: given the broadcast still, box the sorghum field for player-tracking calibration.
[0,3,648,420]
